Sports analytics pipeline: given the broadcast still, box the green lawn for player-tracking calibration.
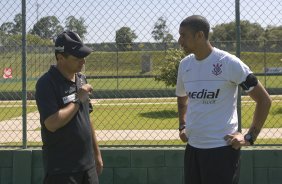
[0,75,281,91]
[98,138,282,146]
[1,50,282,78]
[4,138,282,147]
[0,97,281,130]
[91,97,282,130]
[0,78,172,91]
[0,51,281,91]
[0,97,281,146]
[92,104,177,130]
[0,50,281,146]
[0,106,37,121]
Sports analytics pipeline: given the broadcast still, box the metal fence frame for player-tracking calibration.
[0,0,280,148]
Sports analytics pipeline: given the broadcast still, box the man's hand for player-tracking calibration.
[224,132,250,150]
[95,154,103,175]
[77,84,93,103]
[179,129,188,143]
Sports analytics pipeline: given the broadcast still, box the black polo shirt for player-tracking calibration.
[35,65,95,175]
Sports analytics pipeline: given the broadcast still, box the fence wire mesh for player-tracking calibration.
[0,0,281,147]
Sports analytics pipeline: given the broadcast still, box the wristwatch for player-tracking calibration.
[178,124,186,131]
[244,133,254,145]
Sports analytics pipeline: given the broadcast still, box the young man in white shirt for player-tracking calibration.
[176,15,271,184]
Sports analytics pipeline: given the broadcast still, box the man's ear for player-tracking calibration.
[196,31,205,39]
[56,53,64,61]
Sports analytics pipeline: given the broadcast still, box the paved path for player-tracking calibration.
[0,112,281,144]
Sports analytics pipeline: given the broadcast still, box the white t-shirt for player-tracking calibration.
[176,47,252,149]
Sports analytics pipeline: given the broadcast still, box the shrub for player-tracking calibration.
[155,49,186,87]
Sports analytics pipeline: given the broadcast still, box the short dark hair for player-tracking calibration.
[180,15,210,39]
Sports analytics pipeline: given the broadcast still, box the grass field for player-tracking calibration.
[90,97,282,130]
[97,138,282,146]
[0,96,281,146]
[0,96,281,130]
[0,51,281,91]
[0,50,281,146]
[0,75,281,91]
[1,50,282,77]
[4,138,282,147]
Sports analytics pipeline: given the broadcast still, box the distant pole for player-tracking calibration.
[263,39,267,87]
[116,44,119,90]
[263,30,268,87]
[36,0,40,22]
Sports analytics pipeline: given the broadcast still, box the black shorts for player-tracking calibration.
[43,166,99,184]
[184,144,240,184]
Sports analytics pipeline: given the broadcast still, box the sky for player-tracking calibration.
[0,0,281,43]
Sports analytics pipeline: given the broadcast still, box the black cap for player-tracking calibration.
[55,31,92,58]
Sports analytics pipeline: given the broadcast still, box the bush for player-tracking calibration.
[3,34,52,46]
[155,49,186,87]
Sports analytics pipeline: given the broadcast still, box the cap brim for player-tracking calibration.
[71,45,93,58]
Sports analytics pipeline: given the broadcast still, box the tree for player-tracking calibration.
[265,26,282,40]
[241,21,264,40]
[115,27,137,51]
[262,26,282,50]
[0,13,22,35]
[12,13,22,34]
[4,33,52,46]
[151,17,174,43]
[210,20,264,41]
[0,22,15,35]
[0,30,7,45]
[155,49,185,87]
[65,16,87,40]
[30,16,63,40]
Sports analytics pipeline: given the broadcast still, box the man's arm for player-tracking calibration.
[246,81,272,141]
[225,81,271,149]
[177,96,188,142]
[177,96,188,127]
[44,103,79,132]
[44,83,93,132]
[90,122,103,175]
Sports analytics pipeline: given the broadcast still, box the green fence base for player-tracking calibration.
[0,148,282,184]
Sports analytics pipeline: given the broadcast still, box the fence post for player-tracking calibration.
[21,0,27,149]
[235,0,242,132]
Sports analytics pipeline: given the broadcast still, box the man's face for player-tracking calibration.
[60,54,86,73]
[178,26,197,54]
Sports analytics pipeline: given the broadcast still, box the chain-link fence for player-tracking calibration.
[0,0,281,147]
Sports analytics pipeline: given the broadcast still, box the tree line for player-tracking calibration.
[0,14,281,51]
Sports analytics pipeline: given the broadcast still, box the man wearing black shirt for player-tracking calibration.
[36,31,103,184]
